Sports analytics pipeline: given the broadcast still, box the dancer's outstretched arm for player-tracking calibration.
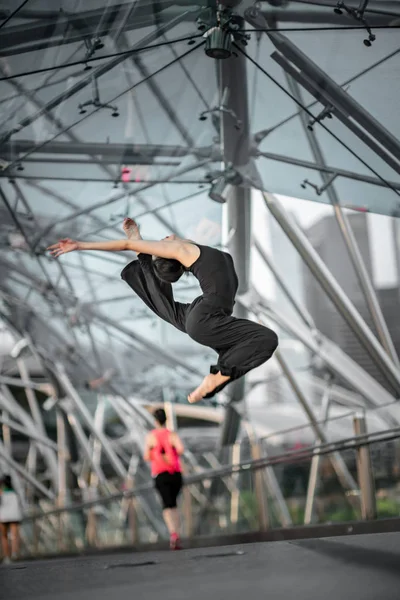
[47,237,199,267]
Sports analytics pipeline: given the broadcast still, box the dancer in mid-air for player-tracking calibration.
[48,218,278,402]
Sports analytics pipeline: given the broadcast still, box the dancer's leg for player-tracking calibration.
[186,305,278,402]
[188,372,231,403]
[121,218,189,332]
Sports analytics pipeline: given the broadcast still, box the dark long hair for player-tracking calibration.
[153,408,167,426]
[153,258,185,283]
[1,475,13,490]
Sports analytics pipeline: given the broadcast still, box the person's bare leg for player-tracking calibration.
[10,524,20,559]
[123,217,142,241]
[162,509,176,535]
[188,372,230,404]
[170,508,180,536]
[1,525,10,560]
[163,508,182,550]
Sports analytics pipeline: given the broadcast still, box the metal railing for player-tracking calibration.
[17,418,400,558]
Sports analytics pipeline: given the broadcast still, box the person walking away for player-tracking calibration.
[144,408,184,550]
[0,475,22,564]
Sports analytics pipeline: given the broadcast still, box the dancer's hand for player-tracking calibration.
[47,238,79,257]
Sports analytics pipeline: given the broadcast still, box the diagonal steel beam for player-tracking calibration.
[35,158,210,245]
[1,43,204,246]
[261,193,400,395]
[271,52,400,177]
[0,139,211,159]
[256,150,400,191]
[13,182,84,301]
[241,292,400,424]
[17,357,59,484]
[1,260,201,380]
[0,384,58,490]
[253,238,316,331]
[0,258,71,301]
[0,437,55,500]
[0,175,205,185]
[0,185,84,350]
[0,8,69,20]
[54,363,128,480]
[11,41,208,252]
[258,3,399,25]
[131,52,196,149]
[272,0,400,17]
[113,31,199,154]
[2,72,176,200]
[275,348,357,492]
[24,181,134,246]
[285,74,400,368]
[61,403,109,488]
[0,10,196,145]
[253,45,400,147]
[1,2,397,55]
[7,157,180,168]
[5,138,400,190]
[91,309,202,378]
[0,375,50,391]
[0,3,194,54]
[0,415,58,450]
[6,77,170,178]
[245,6,400,177]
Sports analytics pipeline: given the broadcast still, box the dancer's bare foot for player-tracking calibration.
[123,217,142,240]
[188,372,231,404]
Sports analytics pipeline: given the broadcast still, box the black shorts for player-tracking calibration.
[154,471,183,509]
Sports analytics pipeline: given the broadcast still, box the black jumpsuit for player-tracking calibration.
[121,244,278,397]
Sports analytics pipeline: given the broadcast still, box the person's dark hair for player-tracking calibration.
[153,258,185,283]
[153,408,167,426]
[2,475,12,489]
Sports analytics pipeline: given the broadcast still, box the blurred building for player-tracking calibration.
[303,212,400,393]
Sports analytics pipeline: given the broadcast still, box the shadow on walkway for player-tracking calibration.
[292,538,400,576]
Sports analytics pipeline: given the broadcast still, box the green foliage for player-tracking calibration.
[376,497,400,518]
[235,489,400,530]
[239,489,259,529]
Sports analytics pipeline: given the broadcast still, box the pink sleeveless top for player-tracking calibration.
[150,428,181,477]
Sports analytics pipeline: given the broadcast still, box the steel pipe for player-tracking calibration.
[262,192,400,395]
[353,416,377,520]
[285,74,399,368]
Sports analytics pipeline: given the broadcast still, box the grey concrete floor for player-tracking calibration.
[3,532,400,600]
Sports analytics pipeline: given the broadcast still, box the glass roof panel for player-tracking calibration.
[246,19,400,218]
[1,0,400,399]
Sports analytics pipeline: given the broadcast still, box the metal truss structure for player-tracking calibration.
[1,0,400,537]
